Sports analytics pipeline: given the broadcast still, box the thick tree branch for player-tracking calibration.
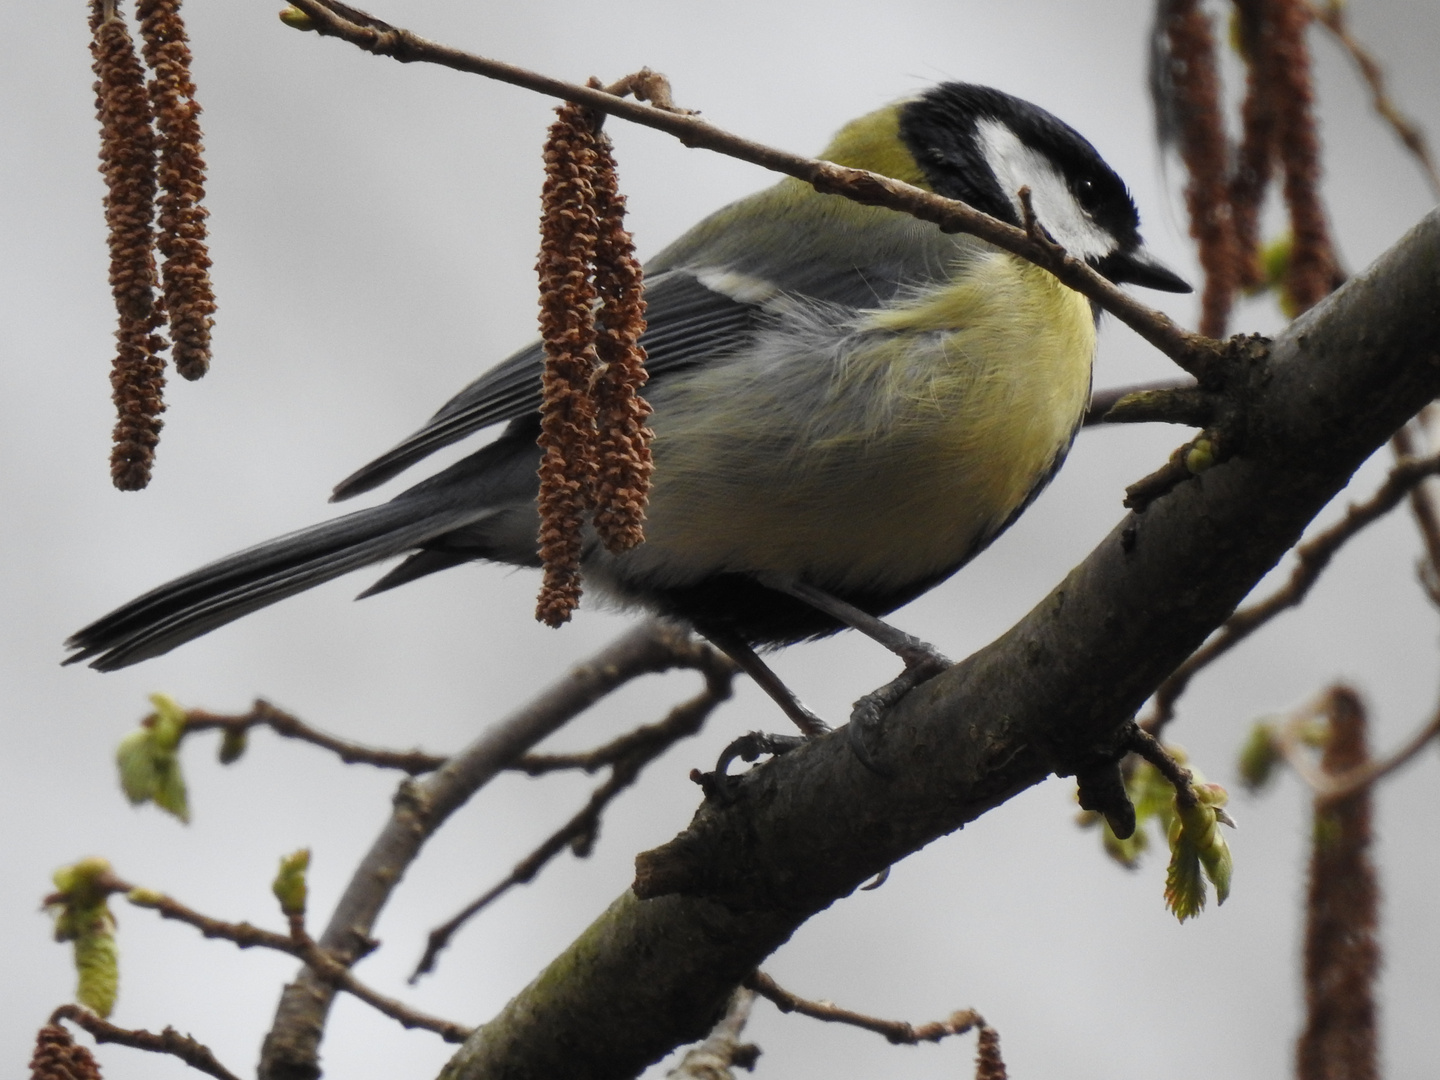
[281,0,1220,378]
[438,211,1440,1080]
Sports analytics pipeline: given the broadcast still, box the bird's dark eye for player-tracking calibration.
[1075,177,1099,210]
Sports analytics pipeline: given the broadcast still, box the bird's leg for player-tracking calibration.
[756,574,951,673]
[704,627,831,737]
[701,627,828,778]
[756,574,951,767]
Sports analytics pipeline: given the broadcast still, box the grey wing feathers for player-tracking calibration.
[63,501,481,671]
[65,436,543,672]
[329,271,766,502]
[331,184,981,501]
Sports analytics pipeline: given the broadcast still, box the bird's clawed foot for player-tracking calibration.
[715,730,810,778]
[846,644,951,777]
[694,729,814,802]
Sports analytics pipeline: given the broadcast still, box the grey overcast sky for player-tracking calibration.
[3,2,1438,1078]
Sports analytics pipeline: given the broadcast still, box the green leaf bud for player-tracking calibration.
[74,910,119,1017]
[48,858,120,1017]
[1237,720,1280,791]
[1184,437,1216,475]
[278,6,316,30]
[126,887,164,908]
[272,849,311,917]
[115,728,161,806]
[218,727,249,765]
[1164,810,1207,922]
[114,696,191,822]
[147,692,188,752]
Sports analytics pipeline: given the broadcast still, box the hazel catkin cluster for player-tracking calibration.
[535,101,652,627]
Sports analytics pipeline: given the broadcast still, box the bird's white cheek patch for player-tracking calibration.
[975,119,1116,262]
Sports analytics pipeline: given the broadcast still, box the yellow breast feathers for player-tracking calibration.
[630,251,1095,592]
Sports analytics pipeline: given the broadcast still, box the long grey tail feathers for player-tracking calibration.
[64,496,494,672]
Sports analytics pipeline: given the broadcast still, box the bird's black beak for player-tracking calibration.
[1095,245,1192,293]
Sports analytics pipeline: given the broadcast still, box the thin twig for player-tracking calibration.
[285,923,473,1042]
[1083,378,1198,427]
[1310,1,1440,199]
[744,971,983,1046]
[260,621,731,1079]
[1121,433,1216,513]
[1144,448,1440,732]
[111,875,474,1041]
[411,668,733,980]
[1391,410,1440,598]
[1126,727,1198,808]
[1017,185,1063,256]
[667,987,760,1078]
[186,697,703,778]
[186,700,447,773]
[50,1004,242,1080]
[281,0,1222,378]
[1273,692,1440,802]
[511,703,720,774]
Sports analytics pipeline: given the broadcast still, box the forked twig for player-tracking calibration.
[744,971,985,1046]
[186,700,446,773]
[114,875,473,1041]
[411,666,732,980]
[1310,1,1440,198]
[260,621,731,1077]
[1145,449,1440,732]
[49,1004,242,1080]
[1272,692,1440,802]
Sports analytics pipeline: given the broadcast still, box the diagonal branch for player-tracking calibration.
[437,210,1440,1080]
[1084,378,1205,427]
[667,988,759,1079]
[184,697,706,778]
[1273,691,1440,802]
[411,669,733,980]
[744,971,983,1046]
[185,700,447,773]
[115,877,472,1041]
[280,0,1220,378]
[1390,409,1440,595]
[1310,1,1440,199]
[260,621,731,1080]
[1144,445,1440,733]
[50,1004,243,1080]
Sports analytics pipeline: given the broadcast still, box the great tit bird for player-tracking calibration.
[66,83,1188,735]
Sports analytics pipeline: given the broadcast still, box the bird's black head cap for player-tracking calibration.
[899,83,1190,292]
